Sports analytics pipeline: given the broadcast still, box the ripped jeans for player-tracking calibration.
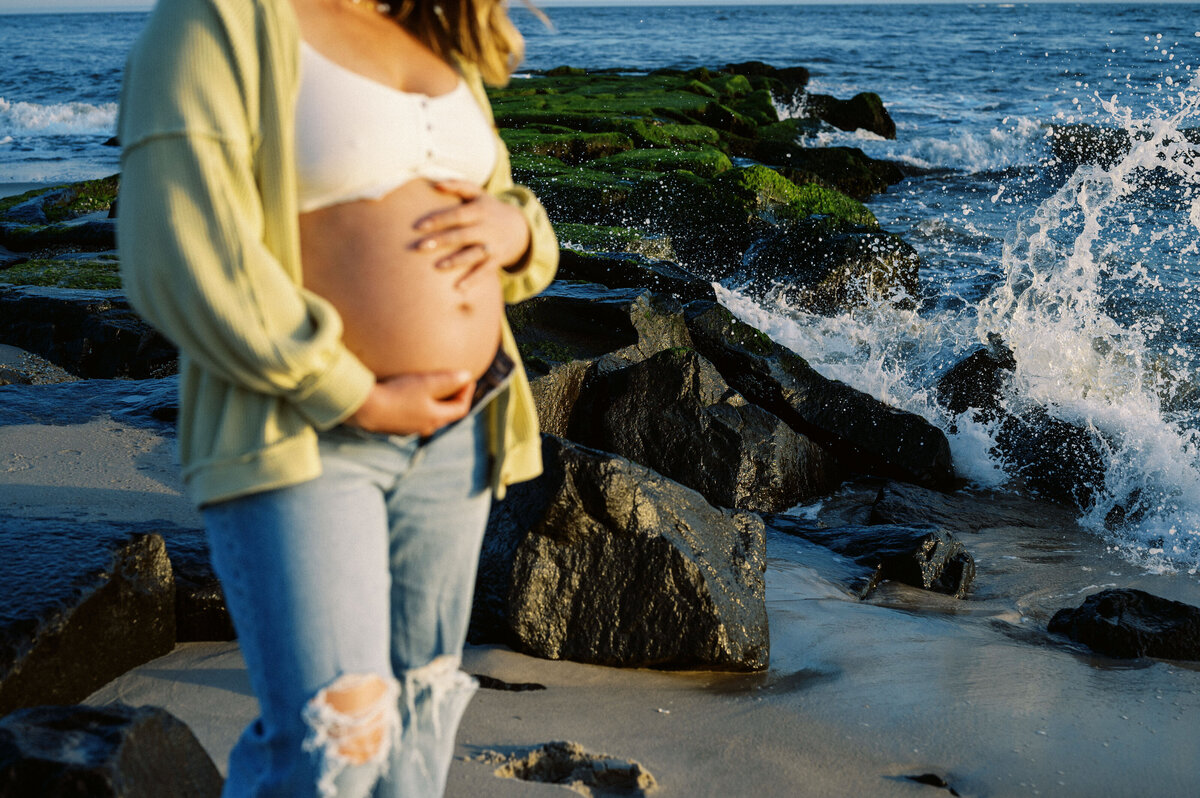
[203,392,497,798]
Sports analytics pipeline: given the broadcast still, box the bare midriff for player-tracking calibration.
[299,178,504,381]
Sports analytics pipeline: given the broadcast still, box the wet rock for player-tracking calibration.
[0,377,178,428]
[557,248,716,304]
[167,535,234,643]
[572,347,837,512]
[684,301,955,490]
[869,481,1080,534]
[994,406,1106,509]
[742,217,920,314]
[935,334,1016,420]
[509,283,692,379]
[0,243,28,269]
[762,514,975,598]
[754,135,905,201]
[0,218,117,252]
[471,435,769,670]
[0,531,175,715]
[723,60,810,93]
[1049,588,1200,660]
[1047,124,1131,168]
[803,92,897,139]
[0,704,222,797]
[529,359,594,438]
[0,287,177,380]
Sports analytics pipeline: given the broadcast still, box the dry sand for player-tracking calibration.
[3,345,1197,796]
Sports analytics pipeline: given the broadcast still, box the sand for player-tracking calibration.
[2,344,1197,796]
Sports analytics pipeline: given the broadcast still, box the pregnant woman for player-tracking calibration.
[116,0,557,796]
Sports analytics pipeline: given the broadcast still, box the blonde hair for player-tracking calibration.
[391,0,541,86]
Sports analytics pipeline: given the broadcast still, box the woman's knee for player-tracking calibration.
[302,672,401,795]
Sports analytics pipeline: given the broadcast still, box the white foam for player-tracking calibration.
[0,97,118,137]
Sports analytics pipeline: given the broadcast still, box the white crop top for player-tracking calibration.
[295,41,498,213]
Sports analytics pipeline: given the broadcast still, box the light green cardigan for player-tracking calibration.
[117,0,558,506]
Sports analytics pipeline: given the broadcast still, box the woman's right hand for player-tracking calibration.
[345,371,475,437]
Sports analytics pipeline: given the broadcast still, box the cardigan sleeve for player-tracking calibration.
[116,0,375,430]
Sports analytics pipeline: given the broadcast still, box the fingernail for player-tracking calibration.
[420,238,437,250]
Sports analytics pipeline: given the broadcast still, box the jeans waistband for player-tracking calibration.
[471,347,514,409]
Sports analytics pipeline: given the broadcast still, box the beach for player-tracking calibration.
[4,4,1200,795]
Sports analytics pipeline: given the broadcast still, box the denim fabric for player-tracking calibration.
[203,386,501,798]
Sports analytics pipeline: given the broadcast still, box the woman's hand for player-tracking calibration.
[413,180,531,289]
[345,370,475,437]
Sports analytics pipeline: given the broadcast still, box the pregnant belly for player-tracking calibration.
[299,179,504,380]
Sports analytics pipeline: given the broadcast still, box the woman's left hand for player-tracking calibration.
[414,180,531,289]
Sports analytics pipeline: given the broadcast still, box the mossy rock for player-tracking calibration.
[589,147,732,178]
[706,73,753,99]
[499,130,634,164]
[730,89,779,127]
[713,165,876,227]
[554,223,676,261]
[0,256,122,289]
[510,155,657,224]
[614,120,721,150]
[0,175,119,225]
[681,79,720,99]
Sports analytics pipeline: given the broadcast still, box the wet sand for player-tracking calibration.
[2,345,1197,796]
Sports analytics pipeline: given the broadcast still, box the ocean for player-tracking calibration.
[2,2,1200,576]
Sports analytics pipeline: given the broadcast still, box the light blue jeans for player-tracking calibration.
[203,389,499,798]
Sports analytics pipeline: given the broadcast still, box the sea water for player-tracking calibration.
[2,3,1199,574]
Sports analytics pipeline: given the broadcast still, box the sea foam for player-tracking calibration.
[0,97,118,137]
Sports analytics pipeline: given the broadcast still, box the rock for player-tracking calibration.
[1049,588,1200,660]
[509,283,692,379]
[935,334,1015,420]
[528,359,594,438]
[742,217,920,314]
[0,704,222,797]
[167,535,235,643]
[0,532,175,715]
[554,222,677,262]
[471,435,769,670]
[571,347,837,512]
[723,60,810,93]
[868,481,1081,535]
[803,91,897,139]
[0,244,29,269]
[556,248,715,304]
[762,514,975,598]
[993,405,1106,509]
[0,377,178,428]
[0,218,117,252]
[0,367,32,387]
[753,135,905,201]
[684,300,955,490]
[0,286,177,379]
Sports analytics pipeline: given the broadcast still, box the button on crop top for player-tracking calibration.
[295,41,498,213]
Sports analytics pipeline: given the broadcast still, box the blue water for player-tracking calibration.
[3,4,1200,572]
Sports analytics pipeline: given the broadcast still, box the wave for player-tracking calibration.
[0,97,117,137]
[801,116,1048,174]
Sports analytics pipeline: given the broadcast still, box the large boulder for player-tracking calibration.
[0,531,175,715]
[0,287,177,379]
[935,334,1015,420]
[0,704,222,797]
[803,92,897,139]
[763,514,975,599]
[683,300,955,490]
[868,480,1081,534]
[571,347,837,512]
[742,217,920,314]
[471,435,769,671]
[1049,589,1200,660]
[556,249,715,304]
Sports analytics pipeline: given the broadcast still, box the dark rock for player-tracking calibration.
[684,301,955,490]
[0,287,177,380]
[0,532,175,715]
[0,189,72,225]
[471,435,769,670]
[0,368,31,387]
[571,347,837,512]
[0,219,117,251]
[869,481,1080,535]
[763,513,974,598]
[994,405,1106,509]
[0,704,222,797]
[804,92,897,139]
[509,283,692,379]
[935,334,1015,420]
[167,536,234,643]
[754,138,905,201]
[0,378,178,428]
[742,217,920,314]
[723,61,810,93]
[528,359,594,438]
[556,249,716,304]
[1049,588,1200,660]
[0,244,29,269]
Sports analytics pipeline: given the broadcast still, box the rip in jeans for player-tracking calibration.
[302,673,401,798]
